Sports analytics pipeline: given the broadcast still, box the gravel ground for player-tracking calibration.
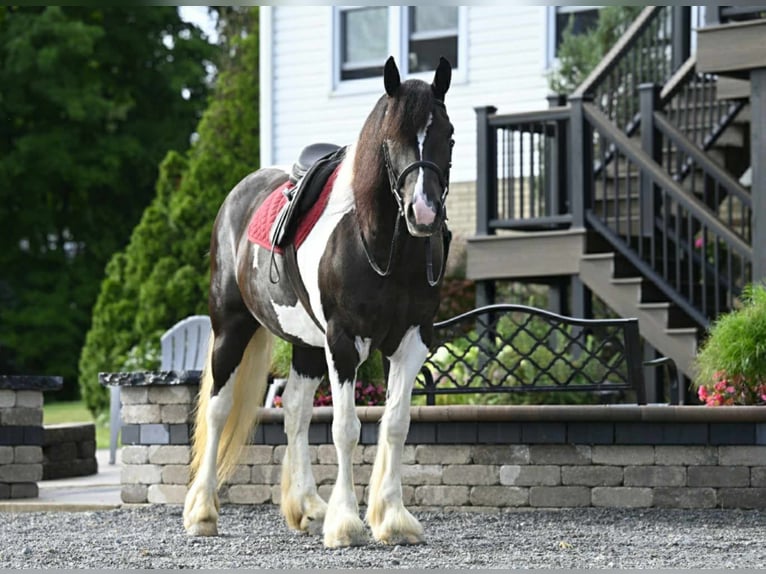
[2,505,766,569]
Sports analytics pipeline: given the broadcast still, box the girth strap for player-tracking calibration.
[283,243,326,335]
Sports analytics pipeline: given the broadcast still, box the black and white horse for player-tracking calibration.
[183,56,453,547]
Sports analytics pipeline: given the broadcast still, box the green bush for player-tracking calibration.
[78,9,260,416]
[693,284,766,406]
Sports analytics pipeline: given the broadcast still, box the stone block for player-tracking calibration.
[273,445,286,464]
[561,466,623,487]
[148,386,195,405]
[415,445,471,464]
[121,425,140,445]
[148,445,190,465]
[241,445,275,465]
[169,424,190,445]
[529,486,590,507]
[0,446,12,464]
[250,464,282,485]
[140,424,170,445]
[624,466,686,487]
[161,405,191,424]
[653,487,717,508]
[122,404,161,425]
[718,488,766,509]
[442,465,498,486]
[15,391,43,408]
[122,483,148,503]
[529,445,591,465]
[0,483,9,499]
[591,446,654,466]
[43,458,97,480]
[751,467,766,487]
[362,445,416,465]
[78,440,96,459]
[162,465,190,485]
[228,484,272,504]
[121,464,162,485]
[122,446,150,465]
[148,484,187,504]
[14,446,42,464]
[10,482,38,499]
[719,446,766,466]
[401,464,442,486]
[44,442,77,462]
[226,465,251,485]
[0,390,15,408]
[470,486,528,507]
[121,387,149,405]
[0,463,42,482]
[687,466,749,487]
[472,445,530,465]
[312,464,337,485]
[353,464,371,485]
[2,408,42,426]
[591,487,653,508]
[655,446,717,466]
[414,485,469,506]
[500,465,560,486]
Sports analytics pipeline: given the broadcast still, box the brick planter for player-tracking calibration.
[43,423,98,480]
[0,375,62,499]
[101,372,766,510]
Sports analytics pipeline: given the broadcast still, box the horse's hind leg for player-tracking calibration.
[183,312,267,536]
[280,346,327,533]
[366,326,427,545]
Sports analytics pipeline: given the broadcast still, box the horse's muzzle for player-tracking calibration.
[405,197,441,237]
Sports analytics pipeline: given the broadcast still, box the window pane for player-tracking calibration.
[341,7,387,80]
[408,7,458,73]
[411,6,458,34]
[555,8,599,56]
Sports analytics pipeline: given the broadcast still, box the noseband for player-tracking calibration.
[360,132,454,287]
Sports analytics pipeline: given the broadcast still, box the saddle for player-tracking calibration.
[269,143,344,249]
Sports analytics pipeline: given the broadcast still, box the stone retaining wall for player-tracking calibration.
[0,375,62,499]
[43,423,98,480]
[104,374,766,511]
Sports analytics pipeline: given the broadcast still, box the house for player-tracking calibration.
[260,6,765,401]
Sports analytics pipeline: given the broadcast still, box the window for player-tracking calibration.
[406,7,458,74]
[547,6,601,66]
[333,7,464,90]
[338,7,388,82]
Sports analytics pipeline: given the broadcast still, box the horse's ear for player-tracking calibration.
[384,56,400,97]
[432,57,452,101]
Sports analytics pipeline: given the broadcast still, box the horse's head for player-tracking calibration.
[376,56,454,238]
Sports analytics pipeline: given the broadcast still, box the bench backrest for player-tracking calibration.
[160,315,212,371]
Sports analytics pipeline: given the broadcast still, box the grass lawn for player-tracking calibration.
[43,400,111,450]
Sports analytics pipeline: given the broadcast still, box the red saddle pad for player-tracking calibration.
[246,167,340,254]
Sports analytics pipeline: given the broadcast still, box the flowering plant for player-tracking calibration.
[694,283,766,406]
[272,379,387,408]
[697,371,766,406]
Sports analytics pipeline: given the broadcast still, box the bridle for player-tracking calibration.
[360,114,454,287]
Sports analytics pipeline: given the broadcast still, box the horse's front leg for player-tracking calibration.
[366,325,426,545]
[280,346,327,533]
[322,327,368,548]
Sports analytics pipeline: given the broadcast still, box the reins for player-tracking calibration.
[359,133,453,287]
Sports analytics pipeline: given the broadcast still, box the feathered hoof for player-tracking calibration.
[323,513,368,548]
[370,508,424,546]
[185,520,219,537]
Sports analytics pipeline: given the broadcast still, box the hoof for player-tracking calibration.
[376,530,425,546]
[369,507,424,546]
[185,521,218,537]
[323,514,368,548]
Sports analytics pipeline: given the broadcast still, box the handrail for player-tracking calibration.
[659,55,697,105]
[573,6,661,98]
[488,106,570,127]
[653,112,752,208]
[584,102,753,260]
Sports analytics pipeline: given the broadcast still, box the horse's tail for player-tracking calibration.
[189,327,274,485]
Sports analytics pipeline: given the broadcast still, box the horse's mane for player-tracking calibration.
[353,80,436,231]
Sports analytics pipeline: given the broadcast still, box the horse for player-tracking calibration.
[183,56,454,548]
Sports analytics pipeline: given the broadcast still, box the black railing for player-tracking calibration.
[414,304,649,405]
[706,6,766,26]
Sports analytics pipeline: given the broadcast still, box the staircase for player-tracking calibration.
[470,6,761,395]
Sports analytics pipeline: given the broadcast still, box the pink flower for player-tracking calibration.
[698,386,708,401]
[695,237,704,249]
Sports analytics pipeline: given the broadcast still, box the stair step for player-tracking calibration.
[665,327,699,336]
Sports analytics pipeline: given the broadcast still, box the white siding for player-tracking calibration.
[268,6,550,185]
